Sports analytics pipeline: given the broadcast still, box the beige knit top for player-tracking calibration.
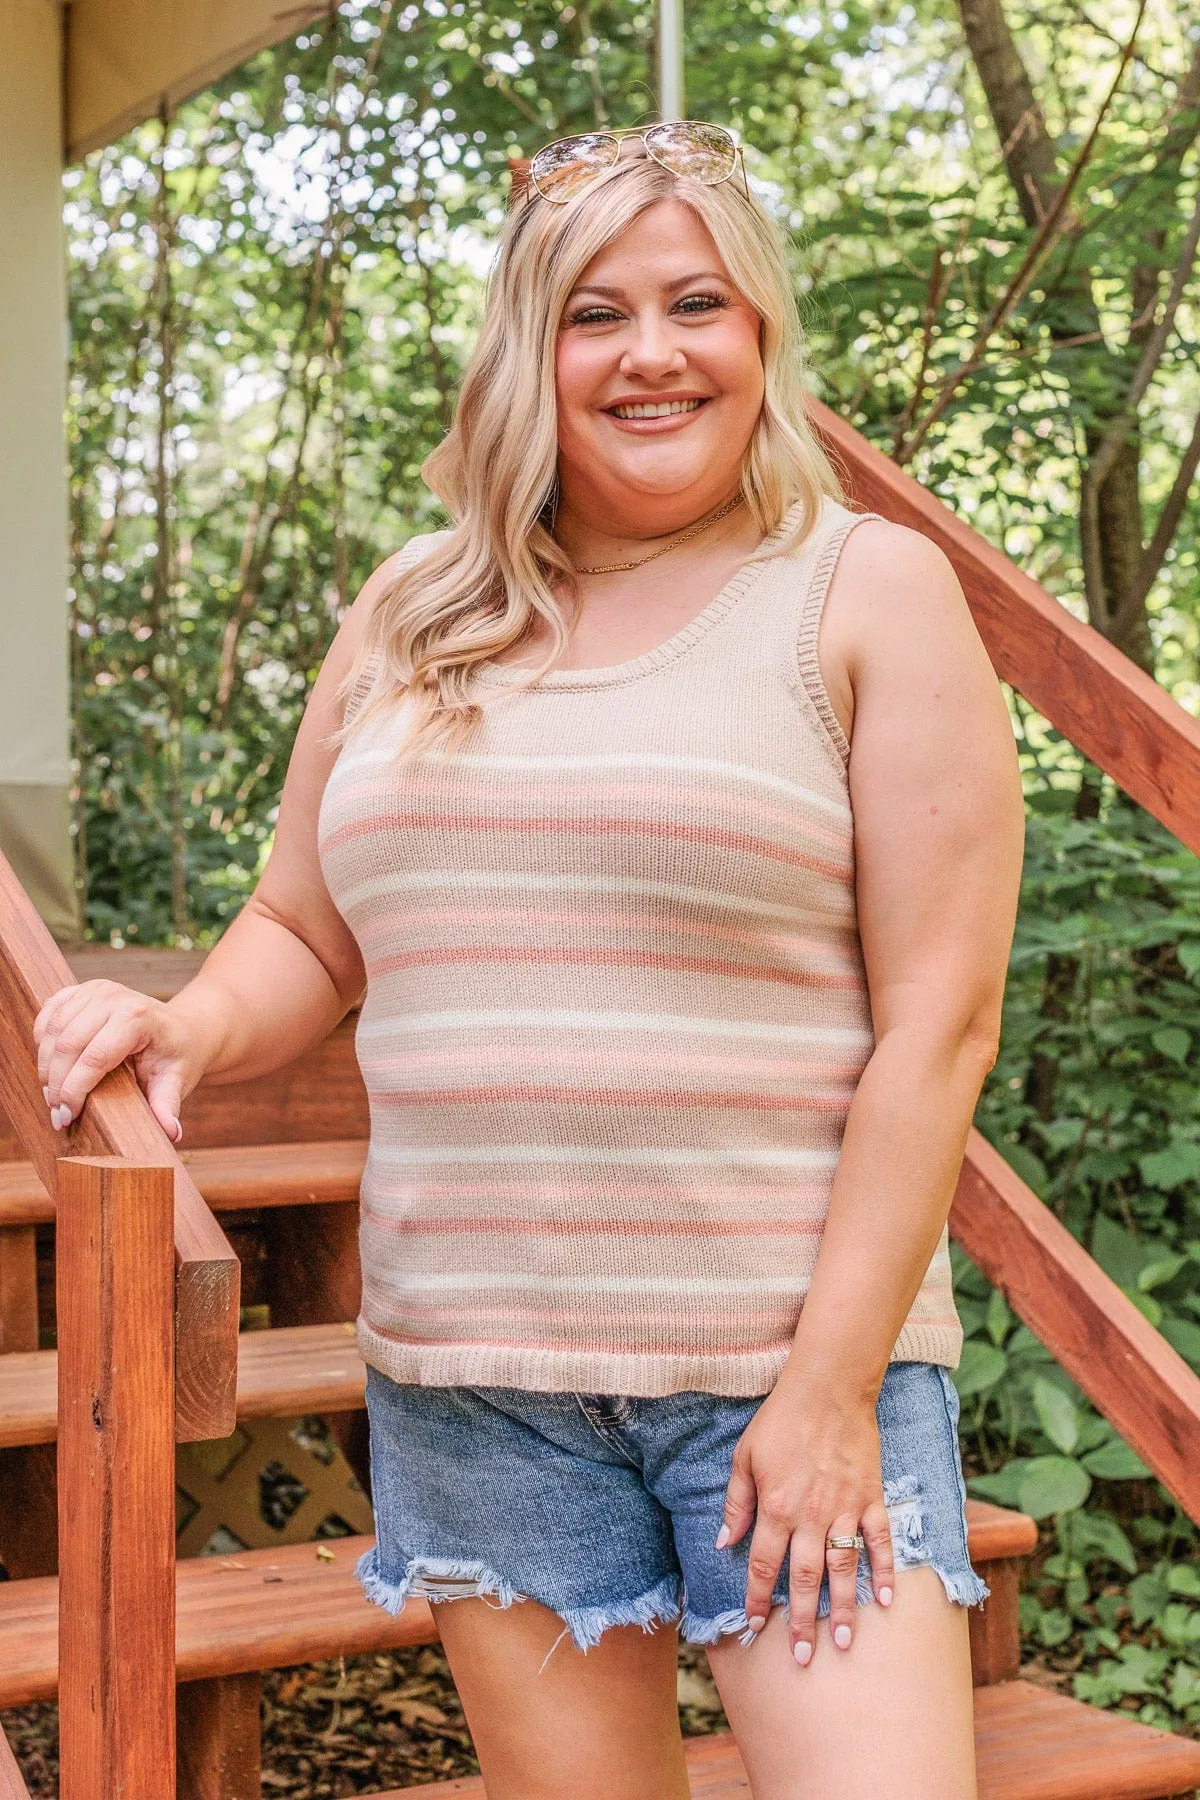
[317,495,963,1396]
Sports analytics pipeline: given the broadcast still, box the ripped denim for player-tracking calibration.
[359,1360,989,1664]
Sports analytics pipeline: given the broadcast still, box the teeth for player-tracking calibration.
[610,399,705,419]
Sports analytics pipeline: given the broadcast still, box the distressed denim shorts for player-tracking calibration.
[358,1358,989,1658]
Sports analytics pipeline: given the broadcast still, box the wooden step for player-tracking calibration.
[0,1139,367,1228]
[375,1686,1200,1800]
[0,1535,433,1707]
[0,1506,1035,1711]
[0,1321,366,1448]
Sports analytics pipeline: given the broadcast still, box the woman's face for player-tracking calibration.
[554,199,765,522]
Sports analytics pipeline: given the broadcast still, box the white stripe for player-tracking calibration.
[366,1143,839,1170]
[369,1269,813,1295]
[330,747,852,822]
[331,867,856,925]
[356,1008,873,1047]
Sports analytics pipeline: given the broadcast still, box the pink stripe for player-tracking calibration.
[362,1180,830,1207]
[361,1202,824,1237]
[367,1083,853,1113]
[358,1047,868,1081]
[364,943,865,991]
[321,810,853,883]
[325,773,853,855]
[353,906,861,963]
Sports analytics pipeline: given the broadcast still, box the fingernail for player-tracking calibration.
[169,1117,182,1144]
[714,1524,730,1549]
[43,1086,51,1105]
[793,1640,812,1666]
[834,1623,852,1649]
[879,1586,893,1607]
[747,1615,766,1634]
[52,1105,71,1130]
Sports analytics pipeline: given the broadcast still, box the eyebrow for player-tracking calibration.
[568,270,732,300]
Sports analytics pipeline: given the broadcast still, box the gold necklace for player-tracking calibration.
[572,493,744,575]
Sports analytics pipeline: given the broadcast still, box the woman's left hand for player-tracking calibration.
[716,1373,895,1666]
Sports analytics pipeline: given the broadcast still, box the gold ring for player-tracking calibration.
[826,1533,865,1550]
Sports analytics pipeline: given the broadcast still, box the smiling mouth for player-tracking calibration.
[606,398,709,420]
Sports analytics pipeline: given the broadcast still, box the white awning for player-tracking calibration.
[65,0,328,159]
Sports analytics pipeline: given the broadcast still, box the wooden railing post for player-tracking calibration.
[57,1156,176,1800]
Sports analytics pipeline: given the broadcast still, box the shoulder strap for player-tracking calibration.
[342,531,449,730]
[794,505,887,767]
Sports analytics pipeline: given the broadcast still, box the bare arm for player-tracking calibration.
[718,520,1025,1667]
[35,550,411,1134]
[784,520,1025,1394]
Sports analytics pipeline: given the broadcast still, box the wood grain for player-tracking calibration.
[0,1138,368,1228]
[56,1157,177,1800]
[0,1225,38,1351]
[377,1682,1200,1799]
[1,1320,367,1448]
[0,853,238,1441]
[809,397,1200,857]
[177,1674,262,1800]
[954,1130,1200,1523]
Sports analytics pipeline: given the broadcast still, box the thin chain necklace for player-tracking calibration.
[571,493,744,575]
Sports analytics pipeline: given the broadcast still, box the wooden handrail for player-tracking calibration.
[810,398,1200,858]
[954,1132,1200,1521]
[809,400,1200,1520]
[0,853,238,1443]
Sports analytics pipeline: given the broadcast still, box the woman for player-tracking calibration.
[35,126,1024,1799]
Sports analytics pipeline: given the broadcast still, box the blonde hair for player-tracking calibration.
[336,148,845,756]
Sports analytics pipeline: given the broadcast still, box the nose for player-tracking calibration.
[619,311,687,381]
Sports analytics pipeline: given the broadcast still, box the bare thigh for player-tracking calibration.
[434,1593,691,1800]
[705,1567,977,1800]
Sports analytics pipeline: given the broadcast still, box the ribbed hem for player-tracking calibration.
[358,1318,964,1399]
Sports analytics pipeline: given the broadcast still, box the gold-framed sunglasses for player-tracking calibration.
[526,120,749,205]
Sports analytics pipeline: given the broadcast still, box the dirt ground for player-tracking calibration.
[3,1638,729,1796]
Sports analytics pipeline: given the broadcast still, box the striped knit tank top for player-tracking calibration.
[318,495,962,1396]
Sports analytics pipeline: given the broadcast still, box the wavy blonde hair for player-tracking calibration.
[335,146,845,756]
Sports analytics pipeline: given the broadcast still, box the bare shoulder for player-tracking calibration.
[823,517,982,674]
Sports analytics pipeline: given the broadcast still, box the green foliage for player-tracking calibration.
[64,0,1200,1732]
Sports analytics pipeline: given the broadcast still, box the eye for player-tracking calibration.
[565,304,624,327]
[674,292,729,316]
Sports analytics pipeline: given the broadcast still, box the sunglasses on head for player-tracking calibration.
[526,120,749,205]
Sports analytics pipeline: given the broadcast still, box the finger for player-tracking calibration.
[142,1068,184,1143]
[743,1512,791,1636]
[786,1527,826,1667]
[43,996,120,1113]
[716,1450,759,1549]
[36,985,91,1089]
[824,1513,864,1652]
[48,1011,141,1123]
[861,1497,895,1608]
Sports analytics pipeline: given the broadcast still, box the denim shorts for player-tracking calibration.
[358,1358,989,1659]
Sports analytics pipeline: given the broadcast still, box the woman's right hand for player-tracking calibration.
[34,979,193,1144]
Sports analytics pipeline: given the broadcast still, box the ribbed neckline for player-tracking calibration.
[472,496,829,693]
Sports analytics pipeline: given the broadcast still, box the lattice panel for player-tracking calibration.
[176,1415,374,1558]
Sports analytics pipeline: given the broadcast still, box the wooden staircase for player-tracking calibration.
[4,410,1200,1795]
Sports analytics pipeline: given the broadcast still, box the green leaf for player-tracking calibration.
[1138,1142,1200,1192]
[951,1340,1008,1398]
[1090,1215,1152,1287]
[1081,1441,1151,1481]
[1057,1510,1138,1574]
[1167,1565,1200,1599]
[1151,1027,1191,1065]
[1138,1254,1188,1291]
[968,1466,1025,1508]
[1015,1455,1092,1519]
[985,1286,1013,1347]
[1032,1376,1080,1454]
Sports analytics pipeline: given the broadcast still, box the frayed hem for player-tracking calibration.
[556,1572,683,1654]
[356,1547,681,1660]
[356,1545,526,1617]
[930,1564,991,1610]
[681,1601,773,1649]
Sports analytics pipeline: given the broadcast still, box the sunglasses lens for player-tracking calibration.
[530,133,620,202]
[643,121,738,184]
